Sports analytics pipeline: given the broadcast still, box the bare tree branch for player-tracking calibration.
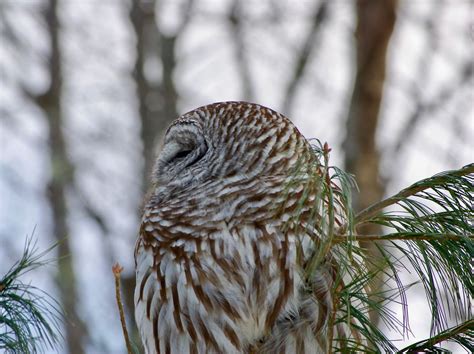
[391,0,442,154]
[229,0,254,101]
[393,61,473,155]
[281,0,328,116]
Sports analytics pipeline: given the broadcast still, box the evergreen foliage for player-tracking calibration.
[0,237,62,353]
[300,140,473,352]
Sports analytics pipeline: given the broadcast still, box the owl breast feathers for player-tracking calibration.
[135,101,345,354]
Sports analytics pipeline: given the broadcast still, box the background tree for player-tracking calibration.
[342,0,398,325]
[40,1,87,352]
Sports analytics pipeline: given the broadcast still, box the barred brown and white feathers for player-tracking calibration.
[135,102,343,353]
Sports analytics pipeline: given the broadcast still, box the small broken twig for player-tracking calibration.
[113,263,133,354]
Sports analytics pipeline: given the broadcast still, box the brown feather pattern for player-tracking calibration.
[135,102,347,353]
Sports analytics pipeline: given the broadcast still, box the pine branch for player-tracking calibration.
[292,141,473,352]
[341,162,472,349]
[0,235,63,353]
[397,320,474,353]
[355,163,474,225]
[354,163,473,334]
[334,232,474,243]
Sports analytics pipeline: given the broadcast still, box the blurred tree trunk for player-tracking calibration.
[131,0,179,189]
[342,0,398,324]
[124,0,186,349]
[38,0,87,353]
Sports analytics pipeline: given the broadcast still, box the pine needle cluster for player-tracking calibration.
[0,237,62,354]
[292,140,473,353]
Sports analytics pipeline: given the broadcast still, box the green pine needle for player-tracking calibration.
[290,140,473,352]
[356,164,473,335]
[397,320,474,353]
[0,235,63,353]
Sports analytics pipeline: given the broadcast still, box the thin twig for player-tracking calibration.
[320,143,336,258]
[323,142,339,354]
[113,263,133,354]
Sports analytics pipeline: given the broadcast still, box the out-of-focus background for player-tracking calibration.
[0,0,472,353]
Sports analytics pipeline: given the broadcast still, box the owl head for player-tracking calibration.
[151,101,312,202]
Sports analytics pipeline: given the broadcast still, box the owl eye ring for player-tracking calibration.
[167,139,208,168]
[170,149,193,161]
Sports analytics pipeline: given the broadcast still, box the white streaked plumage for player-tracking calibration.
[135,101,347,353]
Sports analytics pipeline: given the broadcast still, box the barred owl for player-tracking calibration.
[135,102,345,353]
